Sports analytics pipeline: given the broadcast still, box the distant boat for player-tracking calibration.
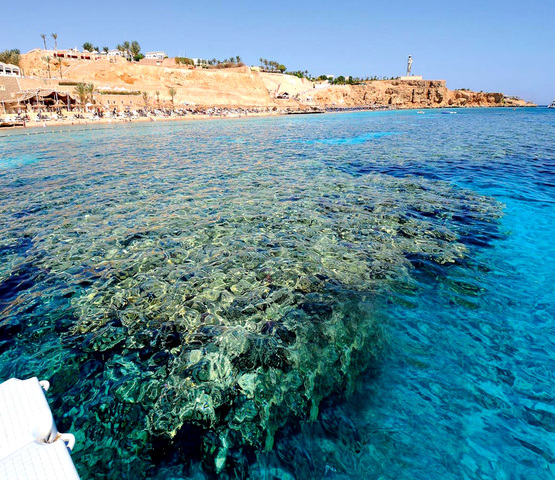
[548,100,555,108]
[441,111,457,115]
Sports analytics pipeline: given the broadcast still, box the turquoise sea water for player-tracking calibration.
[0,108,553,479]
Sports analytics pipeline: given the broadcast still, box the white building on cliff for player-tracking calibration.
[0,62,21,77]
[144,51,167,60]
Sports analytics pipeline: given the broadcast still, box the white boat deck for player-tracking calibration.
[0,377,79,479]
[0,440,79,480]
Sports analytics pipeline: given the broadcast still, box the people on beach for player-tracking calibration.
[1,105,318,129]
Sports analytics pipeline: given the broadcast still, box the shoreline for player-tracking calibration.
[0,104,538,134]
[0,110,285,132]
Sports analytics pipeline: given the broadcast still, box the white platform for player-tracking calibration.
[0,440,80,480]
[0,377,57,458]
[0,377,79,479]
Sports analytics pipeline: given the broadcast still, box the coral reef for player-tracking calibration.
[0,123,504,475]
[53,172,502,471]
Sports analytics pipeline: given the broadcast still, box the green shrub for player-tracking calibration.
[175,57,195,66]
[98,90,142,96]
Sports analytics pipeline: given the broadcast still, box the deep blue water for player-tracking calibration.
[0,108,554,479]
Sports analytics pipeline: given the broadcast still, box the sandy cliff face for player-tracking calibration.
[21,52,276,107]
[19,52,534,109]
[259,72,313,96]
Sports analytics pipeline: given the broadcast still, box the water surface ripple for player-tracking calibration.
[0,108,553,479]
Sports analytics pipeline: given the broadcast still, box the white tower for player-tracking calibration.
[407,55,413,77]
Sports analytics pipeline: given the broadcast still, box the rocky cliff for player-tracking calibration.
[18,51,534,109]
[308,79,533,108]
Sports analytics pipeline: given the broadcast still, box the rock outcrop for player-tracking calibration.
[309,79,533,108]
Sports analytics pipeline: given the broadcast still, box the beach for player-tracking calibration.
[1,110,283,130]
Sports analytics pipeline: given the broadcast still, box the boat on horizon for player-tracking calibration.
[548,100,555,108]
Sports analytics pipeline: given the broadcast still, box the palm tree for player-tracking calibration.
[259,57,263,67]
[53,57,63,79]
[142,91,150,110]
[168,87,177,109]
[74,83,88,110]
[155,91,160,108]
[74,83,95,110]
[102,46,109,53]
[122,41,131,60]
[82,42,94,52]
[40,34,47,50]
[130,41,141,60]
[51,33,58,50]
[0,49,21,66]
[42,56,51,78]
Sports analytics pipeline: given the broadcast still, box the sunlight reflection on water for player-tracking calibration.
[0,108,553,479]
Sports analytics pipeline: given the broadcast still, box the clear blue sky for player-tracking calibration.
[2,0,553,104]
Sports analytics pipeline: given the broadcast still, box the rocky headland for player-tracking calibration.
[309,79,533,109]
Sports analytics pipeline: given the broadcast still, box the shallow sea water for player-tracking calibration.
[0,108,554,479]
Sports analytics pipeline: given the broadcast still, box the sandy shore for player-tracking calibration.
[1,110,288,132]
